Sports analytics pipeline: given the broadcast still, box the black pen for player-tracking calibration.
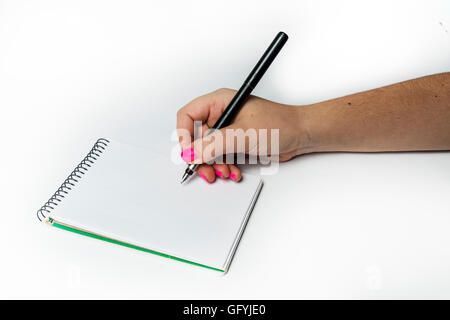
[181,31,289,184]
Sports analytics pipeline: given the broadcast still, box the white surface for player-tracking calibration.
[1,0,450,299]
[48,139,262,271]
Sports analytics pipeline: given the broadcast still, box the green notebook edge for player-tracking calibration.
[50,220,224,273]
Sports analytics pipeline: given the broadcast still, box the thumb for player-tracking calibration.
[181,125,240,164]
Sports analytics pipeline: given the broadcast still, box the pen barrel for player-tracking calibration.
[212,31,288,130]
[212,83,253,129]
[244,31,289,89]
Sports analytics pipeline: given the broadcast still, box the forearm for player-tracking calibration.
[300,73,450,153]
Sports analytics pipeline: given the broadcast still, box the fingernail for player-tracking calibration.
[230,173,236,181]
[181,148,195,162]
[215,170,223,178]
[198,173,210,183]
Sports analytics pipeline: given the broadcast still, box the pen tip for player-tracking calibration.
[180,173,189,184]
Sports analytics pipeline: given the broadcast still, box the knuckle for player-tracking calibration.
[214,88,229,94]
[176,108,183,116]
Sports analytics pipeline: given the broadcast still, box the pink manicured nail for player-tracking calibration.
[198,173,209,183]
[230,173,236,181]
[181,148,195,162]
[215,170,223,178]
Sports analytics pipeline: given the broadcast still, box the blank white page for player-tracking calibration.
[49,139,263,271]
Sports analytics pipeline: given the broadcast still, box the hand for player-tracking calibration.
[176,88,312,183]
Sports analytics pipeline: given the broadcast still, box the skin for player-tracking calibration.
[176,72,450,183]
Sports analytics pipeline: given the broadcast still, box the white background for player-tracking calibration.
[1,0,450,299]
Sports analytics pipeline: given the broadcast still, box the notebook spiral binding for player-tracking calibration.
[36,138,110,222]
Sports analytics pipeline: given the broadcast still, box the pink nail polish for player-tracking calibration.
[215,170,223,178]
[181,148,195,162]
[199,173,209,183]
[230,173,236,181]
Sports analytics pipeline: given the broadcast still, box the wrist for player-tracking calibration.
[294,104,330,154]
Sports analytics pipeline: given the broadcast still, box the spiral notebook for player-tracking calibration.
[37,139,263,272]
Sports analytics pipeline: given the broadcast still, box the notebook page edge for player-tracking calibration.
[48,217,226,272]
[222,179,264,272]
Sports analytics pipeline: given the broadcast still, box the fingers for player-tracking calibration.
[213,163,230,179]
[228,164,242,182]
[196,164,216,183]
[181,127,243,184]
[180,127,227,164]
[196,164,241,183]
[191,127,231,164]
[176,94,213,150]
[189,123,255,164]
[177,89,245,184]
[177,90,231,150]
